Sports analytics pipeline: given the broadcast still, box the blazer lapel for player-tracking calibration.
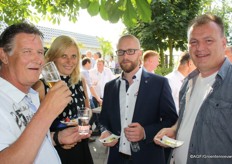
[114,78,122,132]
[133,70,150,121]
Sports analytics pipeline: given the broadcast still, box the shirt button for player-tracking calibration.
[125,118,127,120]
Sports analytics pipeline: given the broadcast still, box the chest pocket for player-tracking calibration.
[203,98,232,131]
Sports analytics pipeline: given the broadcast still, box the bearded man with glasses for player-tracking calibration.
[99,34,178,164]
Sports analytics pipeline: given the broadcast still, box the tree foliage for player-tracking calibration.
[199,0,232,45]
[128,0,201,68]
[0,0,152,27]
[97,37,113,59]
[2,0,231,71]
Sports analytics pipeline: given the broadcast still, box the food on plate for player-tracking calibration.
[99,134,120,143]
[61,117,78,126]
[155,135,184,148]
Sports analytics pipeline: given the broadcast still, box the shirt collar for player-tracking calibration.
[176,70,185,81]
[120,67,142,82]
[0,77,38,103]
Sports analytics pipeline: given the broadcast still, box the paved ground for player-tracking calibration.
[89,136,108,164]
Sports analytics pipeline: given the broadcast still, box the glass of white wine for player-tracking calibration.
[41,61,61,88]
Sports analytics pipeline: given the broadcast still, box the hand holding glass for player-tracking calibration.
[41,61,61,88]
[127,125,141,152]
[77,107,92,135]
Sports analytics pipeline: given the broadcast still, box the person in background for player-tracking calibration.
[165,51,196,114]
[109,55,116,74]
[0,22,83,163]
[33,35,93,164]
[90,58,115,102]
[225,45,232,62]
[81,57,103,107]
[155,14,232,164]
[99,34,178,164]
[86,50,95,68]
[142,50,159,73]
[93,51,102,68]
[81,57,96,109]
[81,57,101,138]
[89,58,115,136]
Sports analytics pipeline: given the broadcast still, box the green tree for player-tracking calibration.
[128,0,201,69]
[199,0,232,45]
[0,0,152,27]
[97,37,113,59]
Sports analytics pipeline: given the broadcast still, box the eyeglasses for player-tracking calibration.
[115,49,139,56]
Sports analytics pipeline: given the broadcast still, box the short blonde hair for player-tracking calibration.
[142,50,159,62]
[96,58,105,65]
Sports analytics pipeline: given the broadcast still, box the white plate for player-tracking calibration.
[60,119,78,126]
[99,134,120,143]
[92,107,102,113]
[155,135,184,148]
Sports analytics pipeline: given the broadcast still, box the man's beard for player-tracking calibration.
[120,59,139,73]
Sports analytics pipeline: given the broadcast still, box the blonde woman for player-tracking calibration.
[33,35,93,164]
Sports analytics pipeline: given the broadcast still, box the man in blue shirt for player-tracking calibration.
[155,14,232,164]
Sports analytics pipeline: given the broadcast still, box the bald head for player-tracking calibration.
[117,34,141,49]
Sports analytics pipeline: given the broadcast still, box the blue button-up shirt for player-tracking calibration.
[176,58,232,164]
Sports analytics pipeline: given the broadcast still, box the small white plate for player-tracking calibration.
[155,135,184,148]
[92,107,102,113]
[99,134,120,143]
[60,119,78,126]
